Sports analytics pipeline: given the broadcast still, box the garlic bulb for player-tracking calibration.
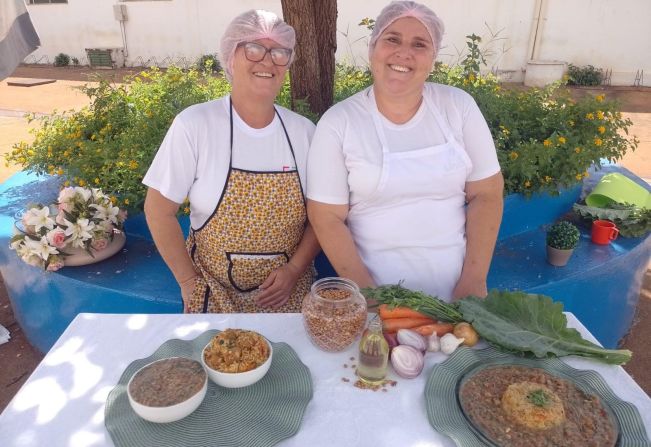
[440,333,465,355]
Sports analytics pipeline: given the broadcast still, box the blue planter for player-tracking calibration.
[1,169,648,351]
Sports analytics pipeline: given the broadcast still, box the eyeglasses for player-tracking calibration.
[240,42,292,66]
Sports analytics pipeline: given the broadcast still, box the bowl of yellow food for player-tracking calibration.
[127,357,207,423]
[201,329,273,388]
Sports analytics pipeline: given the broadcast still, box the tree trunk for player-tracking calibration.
[280,0,337,116]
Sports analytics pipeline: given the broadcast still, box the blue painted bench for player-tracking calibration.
[1,166,648,351]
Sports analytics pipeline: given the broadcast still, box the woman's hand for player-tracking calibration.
[256,263,302,309]
[179,275,197,313]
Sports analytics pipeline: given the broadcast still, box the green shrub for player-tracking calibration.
[54,53,70,67]
[546,221,580,249]
[6,36,638,212]
[196,54,221,73]
[567,64,603,86]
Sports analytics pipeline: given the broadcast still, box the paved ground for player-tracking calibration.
[0,66,649,413]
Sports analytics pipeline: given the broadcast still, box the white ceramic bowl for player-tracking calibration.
[201,338,273,388]
[127,357,207,423]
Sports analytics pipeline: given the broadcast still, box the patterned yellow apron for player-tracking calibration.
[185,99,314,313]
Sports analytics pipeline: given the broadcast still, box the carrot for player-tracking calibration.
[382,317,436,333]
[378,304,432,320]
[412,323,455,337]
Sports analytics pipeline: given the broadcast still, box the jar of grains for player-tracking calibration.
[302,277,368,352]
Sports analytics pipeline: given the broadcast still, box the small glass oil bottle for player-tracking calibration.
[357,316,389,384]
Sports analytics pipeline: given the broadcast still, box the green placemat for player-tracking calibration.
[105,330,313,447]
[425,347,650,447]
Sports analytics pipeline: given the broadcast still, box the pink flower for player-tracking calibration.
[58,202,73,213]
[46,228,67,249]
[91,238,109,251]
[47,258,64,271]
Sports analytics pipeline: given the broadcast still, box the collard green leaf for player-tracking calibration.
[457,290,632,365]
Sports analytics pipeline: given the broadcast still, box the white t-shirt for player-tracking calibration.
[307,83,500,205]
[143,96,315,229]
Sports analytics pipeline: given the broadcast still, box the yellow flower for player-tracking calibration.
[78,179,86,187]
[568,120,575,127]
[585,113,595,120]
[129,160,139,170]
[597,110,605,120]
[94,178,100,184]
[596,94,605,102]
[184,207,191,215]
[124,198,130,205]
[64,180,70,187]
[468,73,475,82]
[543,139,552,147]
[594,138,603,146]
[583,171,590,178]
[557,136,566,144]
[524,180,531,188]
[110,196,117,205]
[90,134,96,141]
[598,126,606,134]
[509,151,519,160]
[57,168,64,175]
[544,175,552,183]
[117,161,125,167]
[63,150,70,157]
[575,147,582,154]
[575,173,583,181]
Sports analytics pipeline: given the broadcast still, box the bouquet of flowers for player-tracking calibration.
[10,187,127,271]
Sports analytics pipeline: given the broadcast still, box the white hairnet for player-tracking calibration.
[219,9,296,82]
[369,1,444,57]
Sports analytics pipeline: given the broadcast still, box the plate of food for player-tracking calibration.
[105,329,312,447]
[425,346,650,447]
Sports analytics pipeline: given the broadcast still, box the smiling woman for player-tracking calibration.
[307,0,504,303]
[142,9,320,315]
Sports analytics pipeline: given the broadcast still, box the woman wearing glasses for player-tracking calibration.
[143,10,319,313]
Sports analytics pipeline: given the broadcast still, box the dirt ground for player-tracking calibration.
[0,66,650,413]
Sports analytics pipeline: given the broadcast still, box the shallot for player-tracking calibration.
[440,333,465,355]
[396,329,427,352]
[390,345,424,379]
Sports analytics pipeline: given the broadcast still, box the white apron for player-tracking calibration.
[347,93,472,301]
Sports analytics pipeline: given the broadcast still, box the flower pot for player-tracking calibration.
[64,231,126,267]
[524,60,567,87]
[546,245,574,267]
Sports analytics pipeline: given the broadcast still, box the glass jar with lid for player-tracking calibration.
[302,277,368,352]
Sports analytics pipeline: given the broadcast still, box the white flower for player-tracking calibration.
[22,253,44,268]
[63,218,95,247]
[90,203,120,224]
[23,236,59,261]
[23,206,55,233]
[57,187,77,204]
[74,187,92,203]
[91,188,107,202]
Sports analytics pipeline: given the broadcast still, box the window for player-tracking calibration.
[28,0,68,4]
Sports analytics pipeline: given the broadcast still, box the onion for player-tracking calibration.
[396,329,427,352]
[384,331,399,350]
[390,345,424,379]
[453,322,479,347]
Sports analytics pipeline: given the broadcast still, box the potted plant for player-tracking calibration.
[546,221,580,266]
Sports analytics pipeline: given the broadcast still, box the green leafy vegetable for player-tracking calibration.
[361,284,464,323]
[458,290,632,365]
[573,202,651,238]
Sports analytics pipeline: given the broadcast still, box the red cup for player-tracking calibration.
[591,220,619,245]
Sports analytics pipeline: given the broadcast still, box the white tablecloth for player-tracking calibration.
[0,313,649,447]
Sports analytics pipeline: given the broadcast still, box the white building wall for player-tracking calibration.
[23,0,650,86]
